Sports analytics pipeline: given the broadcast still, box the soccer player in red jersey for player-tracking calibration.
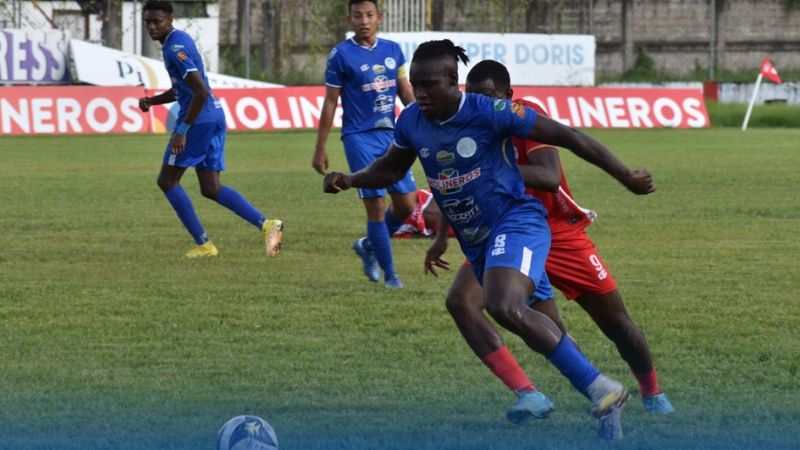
[424,60,673,439]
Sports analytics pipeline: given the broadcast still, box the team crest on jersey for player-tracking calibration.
[493,99,506,112]
[456,137,477,158]
[511,101,526,118]
[372,64,386,73]
[436,150,455,165]
[419,148,430,158]
[428,167,481,195]
[360,64,369,71]
[385,57,396,69]
[177,51,188,61]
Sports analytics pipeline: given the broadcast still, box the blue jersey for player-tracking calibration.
[394,93,546,260]
[325,38,406,137]
[162,29,223,125]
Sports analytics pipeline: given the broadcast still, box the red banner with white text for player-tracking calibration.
[0,85,708,135]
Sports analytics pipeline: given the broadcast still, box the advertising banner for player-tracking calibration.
[0,85,707,135]
[0,86,150,134]
[69,39,282,90]
[0,29,71,84]
[353,31,596,86]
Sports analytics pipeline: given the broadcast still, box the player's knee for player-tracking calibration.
[200,185,219,200]
[157,175,176,192]
[392,205,414,221]
[445,292,473,320]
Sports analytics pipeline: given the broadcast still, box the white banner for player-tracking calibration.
[69,39,282,90]
[352,31,595,86]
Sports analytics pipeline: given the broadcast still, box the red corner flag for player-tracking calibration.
[760,57,782,84]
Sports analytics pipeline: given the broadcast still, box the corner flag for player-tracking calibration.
[759,57,782,85]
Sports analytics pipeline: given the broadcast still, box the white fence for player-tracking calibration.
[383,0,427,32]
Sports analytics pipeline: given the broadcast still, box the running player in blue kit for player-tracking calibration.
[313,0,416,288]
[324,40,656,431]
[138,0,282,258]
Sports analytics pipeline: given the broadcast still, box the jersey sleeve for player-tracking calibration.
[485,96,538,141]
[324,46,344,88]
[516,101,557,156]
[164,42,198,79]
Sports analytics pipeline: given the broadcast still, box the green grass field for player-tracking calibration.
[1,128,798,449]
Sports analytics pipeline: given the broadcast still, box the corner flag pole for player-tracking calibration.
[741,72,763,131]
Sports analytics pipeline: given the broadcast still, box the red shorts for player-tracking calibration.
[546,231,617,300]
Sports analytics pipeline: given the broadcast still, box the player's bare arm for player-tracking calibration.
[138,89,176,112]
[169,71,209,154]
[312,86,341,174]
[323,144,416,193]
[397,72,416,106]
[424,212,450,276]
[528,115,655,195]
[517,147,561,193]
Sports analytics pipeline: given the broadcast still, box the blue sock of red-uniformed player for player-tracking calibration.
[383,208,401,235]
[547,334,601,399]
[164,186,210,245]
[366,220,396,279]
[215,185,266,229]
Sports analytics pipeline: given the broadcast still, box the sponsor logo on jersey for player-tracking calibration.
[436,150,455,165]
[328,48,338,59]
[385,57,396,70]
[456,137,477,158]
[419,147,430,158]
[177,51,188,61]
[461,226,490,243]
[372,64,386,74]
[373,117,394,129]
[373,94,394,113]
[170,44,184,51]
[360,64,369,71]
[493,99,506,111]
[361,76,396,93]
[427,167,481,195]
[442,196,479,224]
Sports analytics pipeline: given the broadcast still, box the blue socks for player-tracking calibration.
[384,208,401,235]
[366,220,395,279]
[547,335,601,398]
[216,186,266,229]
[164,186,208,245]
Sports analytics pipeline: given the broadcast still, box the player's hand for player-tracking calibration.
[424,238,450,277]
[623,169,655,195]
[312,148,329,174]
[170,134,187,154]
[323,172,352,193]
[138,96,152,112]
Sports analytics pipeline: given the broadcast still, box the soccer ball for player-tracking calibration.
[216,415,279,450]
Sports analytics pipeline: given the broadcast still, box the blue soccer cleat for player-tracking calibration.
[642,392,675,415]
[506,391,555,425]
[384,274,404,289]
[352,238,380,282]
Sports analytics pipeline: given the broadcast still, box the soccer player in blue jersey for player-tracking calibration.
[324,40,655,433]
[138,1,282,258]
[312,0,416,288]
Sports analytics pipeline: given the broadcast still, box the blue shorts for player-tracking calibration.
[469,207,554,301]
[163,120,226,171]
[343,129,416,199]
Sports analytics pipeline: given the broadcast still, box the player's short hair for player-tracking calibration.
[413,39,470,66]
[466,60,511,91]
[349,0,378,8]
[143,0,173,14]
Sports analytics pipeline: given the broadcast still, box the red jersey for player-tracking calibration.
[512,99,596,236]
